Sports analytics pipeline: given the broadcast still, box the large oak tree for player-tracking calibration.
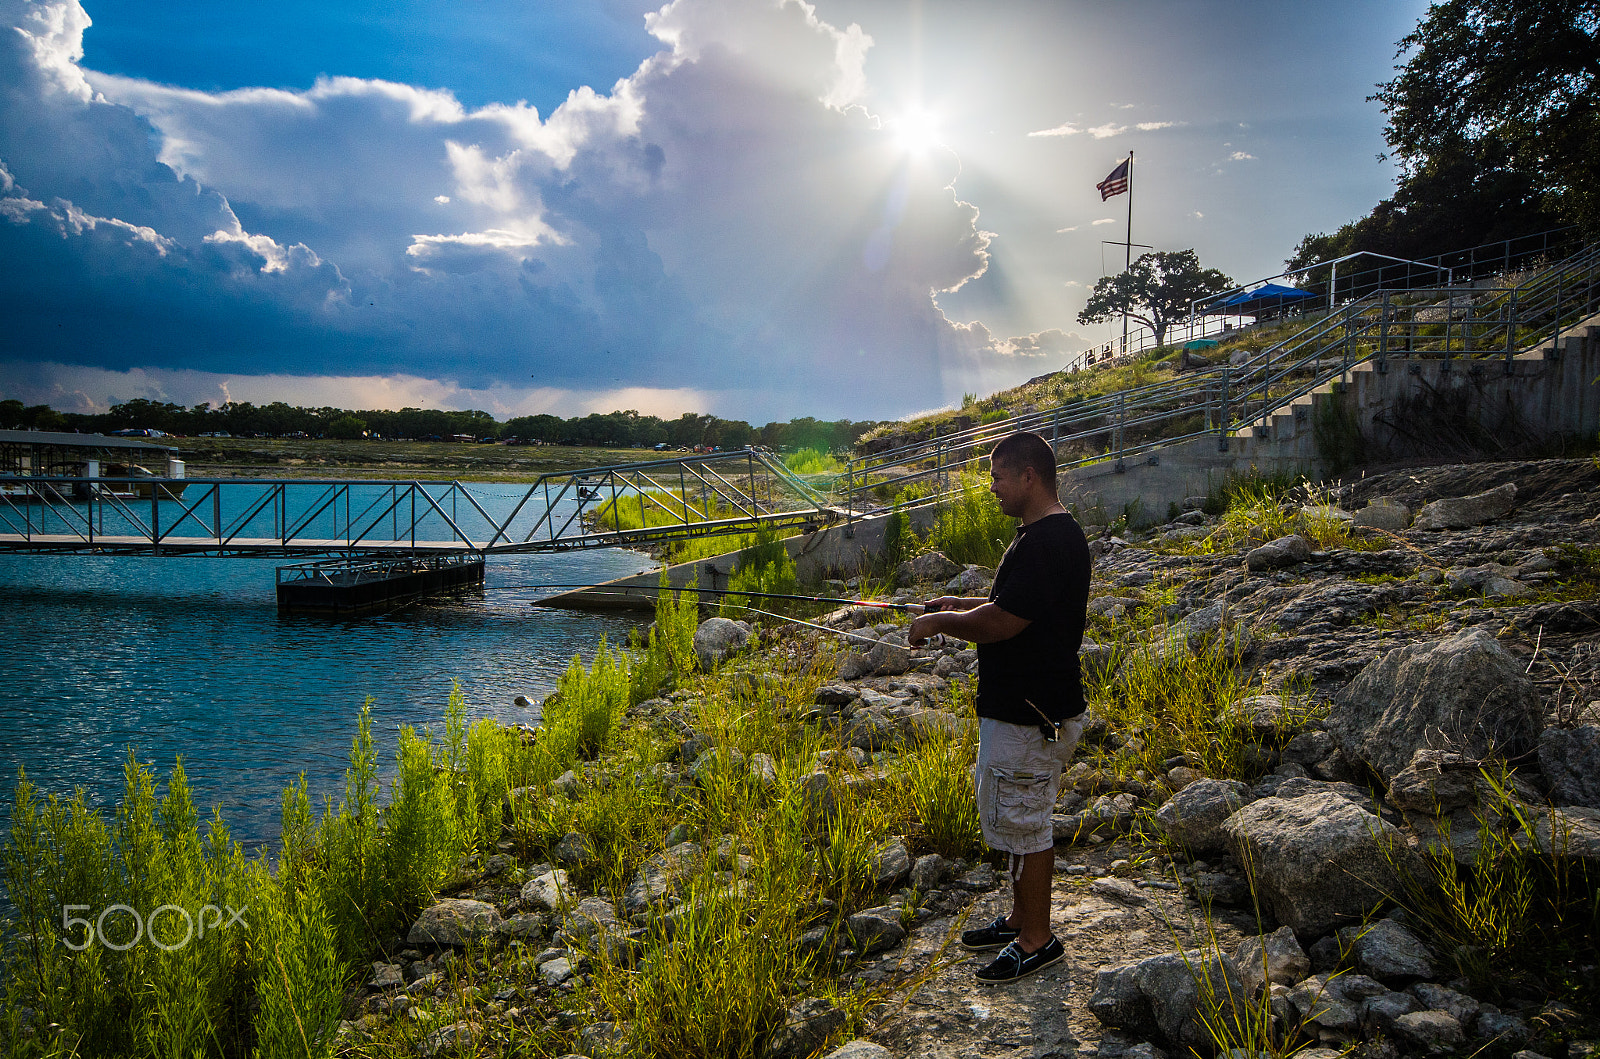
[1076,250,1232,347]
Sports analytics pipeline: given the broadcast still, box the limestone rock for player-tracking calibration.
[835,651,870,680]
[1393,1009,1465,1053]
[1154,778,1249,855]
[763,997,846,1059]
[944,565,994,594]
[1360,989,1421,1035]
[1234,925,1309,999]
[1525,804,1600,861]
[496,913,547,943]
[1413,482,1516,531]
[622,843,702,920]
[694,617,751,669]
[553,830,593,868]
[862,641,912,677]
[1088,950,1247,1051]
[1245,534,1313,573]
[368,961,404,989]
[870,839,911,887]
[406,899,503,947]
[846,709,900,751]
[520,869,573,912]
[1329,628,1543,784]
[1339,917,1434,981]
[1386,750,1481,813]
[821,1043,891,1059]
[1537,726,1600,807]
[1408,982,1479,1026]
[562,896,621,945]
[897,551,962,586]
[1352,497,1411,532]
[1222,790,1413,936]
[909,853,949,892]
[420,1021,480,1057]
[749,751,778,789]
[844,906,906,956]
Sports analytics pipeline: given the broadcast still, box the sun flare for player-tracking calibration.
[892,107,944,156]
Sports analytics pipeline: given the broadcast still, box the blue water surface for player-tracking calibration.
[0,540,656,849]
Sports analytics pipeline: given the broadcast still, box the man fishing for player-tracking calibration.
[907,430,1090,985]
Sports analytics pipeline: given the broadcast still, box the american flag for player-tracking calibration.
[1096,158,1130,200]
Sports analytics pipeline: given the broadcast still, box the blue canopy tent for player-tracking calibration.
[1205,282,1320,316]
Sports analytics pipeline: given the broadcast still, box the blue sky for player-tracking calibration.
[0,0,1428,423]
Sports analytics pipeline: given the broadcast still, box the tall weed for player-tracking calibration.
[929,471,1013,568]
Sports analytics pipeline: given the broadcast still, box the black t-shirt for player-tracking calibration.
[976,511,1091,725]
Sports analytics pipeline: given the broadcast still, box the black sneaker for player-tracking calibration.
[959,915,1019,952]
[975,936,1065,985]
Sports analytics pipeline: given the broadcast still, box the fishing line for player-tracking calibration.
[507,583,934,612]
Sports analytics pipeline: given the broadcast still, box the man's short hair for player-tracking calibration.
[990,431,1057,488]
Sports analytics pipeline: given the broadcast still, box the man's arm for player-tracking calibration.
[908,602,1030,645]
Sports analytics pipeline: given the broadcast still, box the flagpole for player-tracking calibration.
[1122,150,1134,355]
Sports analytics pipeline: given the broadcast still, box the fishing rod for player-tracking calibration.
[512,582,941,613]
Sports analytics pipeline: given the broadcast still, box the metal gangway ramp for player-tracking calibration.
[0,448,840,557]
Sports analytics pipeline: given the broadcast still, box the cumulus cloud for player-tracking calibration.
[0,0,1066,419]
[1091,217,1115,226]
[1230,150,1255,160]
[1056,225,1079,232]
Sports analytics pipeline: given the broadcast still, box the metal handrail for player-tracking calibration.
[841,240,1600,504]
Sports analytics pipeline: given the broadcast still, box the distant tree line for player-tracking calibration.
[0,397,879,452]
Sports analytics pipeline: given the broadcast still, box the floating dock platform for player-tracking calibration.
[276,554,485,617]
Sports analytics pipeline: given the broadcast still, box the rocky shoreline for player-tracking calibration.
[337,456,1598,1059]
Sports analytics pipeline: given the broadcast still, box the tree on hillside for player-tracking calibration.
[1284,139,1563,286]
[1375,0,1600,236]
[1076,250,1232,346]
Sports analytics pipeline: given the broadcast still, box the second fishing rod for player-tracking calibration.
[514,582,952,614]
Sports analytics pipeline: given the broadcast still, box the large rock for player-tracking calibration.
[821,1044,891,1059]
[1245,534,1313,573]
[694,617,751,669]
[520,869,573,912]
[1537,726,1600,807]
[1234,926,1309,999]
[1088,950,1247,1051]
[1524,804,1600,861]
[870,839,911,887]
[896,551,962,586]
[1412,482,1516,531]
[1339,918,1435,981]
[763,997,847,1059]
[861,641,912,677]
[622,843,702,920]
[1329,628,1543,784]
[562,896,622,945]
[1154,778,1250,855]
[1221,790,1413,936]
[944,565,994,594]
[1352,497,1411,532]
[406,899,503,946]
[844,906,906,956]
[1385,750,1481,813]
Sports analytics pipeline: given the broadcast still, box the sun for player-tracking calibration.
[892,107,944,156]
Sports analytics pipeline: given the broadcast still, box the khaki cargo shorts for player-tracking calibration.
[975,715,1084,856]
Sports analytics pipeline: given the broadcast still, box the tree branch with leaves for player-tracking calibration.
[1076,250,1232,347]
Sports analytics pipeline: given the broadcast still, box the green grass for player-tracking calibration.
[927,471,1013,568]
[1384,769,1599,1012]
[783,448,844,476]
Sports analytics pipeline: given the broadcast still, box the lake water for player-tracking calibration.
[0,511,657,848]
